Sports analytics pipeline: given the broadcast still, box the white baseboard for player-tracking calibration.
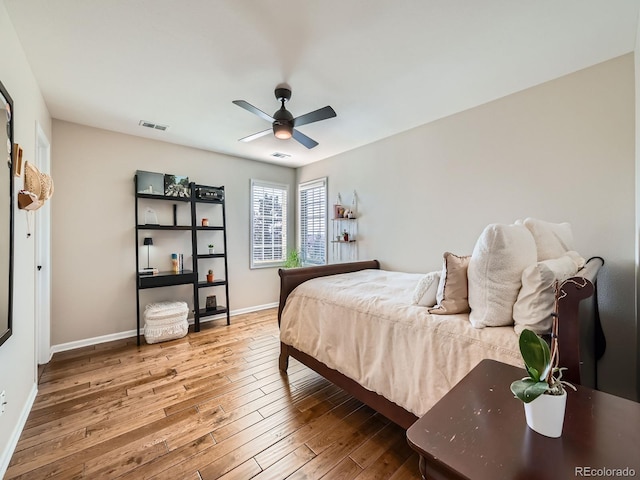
[0,383,37,479]
[50,302,279,355]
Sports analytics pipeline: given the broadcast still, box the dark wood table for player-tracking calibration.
[406,359,640,480]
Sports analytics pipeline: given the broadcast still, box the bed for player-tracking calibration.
[277,256,604,429]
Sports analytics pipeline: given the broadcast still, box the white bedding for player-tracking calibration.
[279,269,522,416]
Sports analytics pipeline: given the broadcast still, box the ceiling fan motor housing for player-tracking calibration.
[274,86,292,103]
[273,104,294,138]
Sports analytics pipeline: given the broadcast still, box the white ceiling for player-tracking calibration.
[4,0,639,168]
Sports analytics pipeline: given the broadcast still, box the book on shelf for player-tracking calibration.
[139,268,159,275]
[171,253,185,272]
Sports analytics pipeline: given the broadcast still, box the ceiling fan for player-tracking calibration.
[233,84,336,149]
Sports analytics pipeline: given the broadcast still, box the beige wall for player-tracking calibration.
[51,121,295,345]
[299,54,637,400]
[0,2,52,473]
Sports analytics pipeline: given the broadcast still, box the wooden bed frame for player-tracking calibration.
[277,258,604,429]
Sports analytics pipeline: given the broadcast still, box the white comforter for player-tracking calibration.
[280,269,522,416]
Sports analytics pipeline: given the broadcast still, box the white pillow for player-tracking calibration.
[411,271,440,307]
[522,218,574,261]
[513,251,585,335]
[468,223,537,328]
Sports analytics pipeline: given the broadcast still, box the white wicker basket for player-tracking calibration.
[144,301,189,344]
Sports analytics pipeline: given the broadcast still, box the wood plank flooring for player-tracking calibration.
[6,308,421,479]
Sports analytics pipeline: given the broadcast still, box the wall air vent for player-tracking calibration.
[271,152,291,159]
[139,120,169,131]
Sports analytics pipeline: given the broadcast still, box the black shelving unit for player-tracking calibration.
[190,183,231,328]
[134,175,230,345]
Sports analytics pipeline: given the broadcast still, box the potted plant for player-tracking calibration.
[208,244,214,254]
[283,249,302,268]
[510,289,576,437]
[206,269,214,283]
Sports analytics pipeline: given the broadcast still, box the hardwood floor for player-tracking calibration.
[6,309,421,479]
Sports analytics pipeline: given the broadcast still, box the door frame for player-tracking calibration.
[35,122,51,366]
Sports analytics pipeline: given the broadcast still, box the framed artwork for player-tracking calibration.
[206,295,217,311]
[164,174,190,198]
[136,170,164,195]
[12,144,22,177]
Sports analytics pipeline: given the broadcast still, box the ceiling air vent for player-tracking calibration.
[271,152,291,159]
[139,120,169,131]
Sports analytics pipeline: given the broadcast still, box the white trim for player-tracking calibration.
[50,302,279,354]
[50,329,137,355]
[34,123,52,367]
[0,383,37,479]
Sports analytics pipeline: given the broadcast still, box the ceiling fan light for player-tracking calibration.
[273,123,292,139]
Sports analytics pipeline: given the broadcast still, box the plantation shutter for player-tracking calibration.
[250,180,288,268]
[298,178,327,265]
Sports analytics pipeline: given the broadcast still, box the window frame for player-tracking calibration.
[250,179,289,269]
[298,177,328,266]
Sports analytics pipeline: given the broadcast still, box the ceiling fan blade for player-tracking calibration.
[293,106,336,127]
[239,129,272,143]
[232,100,274,123]
[292,129,319,149]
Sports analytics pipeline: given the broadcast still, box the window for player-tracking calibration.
[250,180,288,268]
[298,178,327,265]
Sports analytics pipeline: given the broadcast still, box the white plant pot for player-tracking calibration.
[523,390,567,438]
[208,248,214,254]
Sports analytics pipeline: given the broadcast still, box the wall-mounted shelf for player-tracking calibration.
[331,216,358,262]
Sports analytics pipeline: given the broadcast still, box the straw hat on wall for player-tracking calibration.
[20,161,54,211]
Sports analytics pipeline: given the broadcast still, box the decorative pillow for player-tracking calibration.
[411,271,441,307]
[468,223,537,328]
[522,218,574,261]
[513,251,585,335]
[428,253,470,315]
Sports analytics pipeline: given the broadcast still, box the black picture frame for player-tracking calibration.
[0,79,14,348]
[206,295,217,311]
[136,170,165,196]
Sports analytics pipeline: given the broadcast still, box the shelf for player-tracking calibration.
[134,175,231,344]
[138,270,196,289]
[136,192,191,202]
[196,225,225,231]
[198,306,228,318]
[197,279,227,288]
[331,208,358,263]
[194,197,224,205]
[137,225,192,230]
[197,253,225,259]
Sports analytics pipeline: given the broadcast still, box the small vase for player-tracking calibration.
[206,274,214,283]
[523,390,567,438]
[209,248,214,254]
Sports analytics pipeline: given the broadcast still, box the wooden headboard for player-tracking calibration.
[277,260,380,325]
[557,256,605,388]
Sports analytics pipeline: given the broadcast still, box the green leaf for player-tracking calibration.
[510,378,549,403]
[519,329,551,382]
